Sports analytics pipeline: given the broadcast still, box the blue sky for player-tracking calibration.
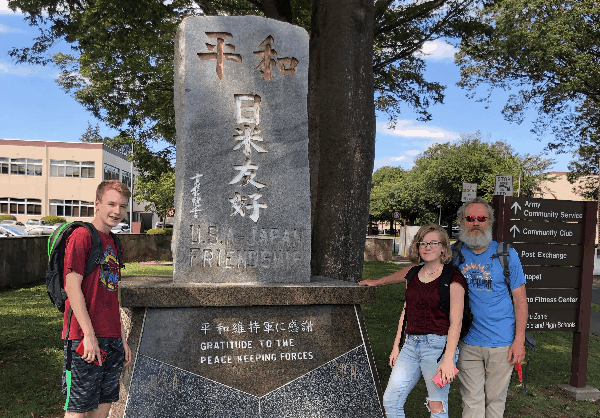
[0,2,573,172]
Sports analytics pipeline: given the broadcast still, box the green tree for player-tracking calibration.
[369,166,432,226]
[399,133,553,227]
[134,170,175,225]
[369,166,405,224]
[456,0,600,194]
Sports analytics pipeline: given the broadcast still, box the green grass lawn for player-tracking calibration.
[1,261,599,417]
[361,261,600,417]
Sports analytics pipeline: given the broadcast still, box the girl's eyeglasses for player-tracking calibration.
[418,241,441,248]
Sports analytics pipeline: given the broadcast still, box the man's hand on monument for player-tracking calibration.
[507,340,526,365]
[357,279,379,286]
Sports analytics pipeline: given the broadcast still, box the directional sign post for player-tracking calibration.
[494,174,513,196]
[493,195,598,393]
[461,183,477,202]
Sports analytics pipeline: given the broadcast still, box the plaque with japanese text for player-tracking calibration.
[123,305,384,417]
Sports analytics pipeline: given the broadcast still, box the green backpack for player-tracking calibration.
[45,221,123,313]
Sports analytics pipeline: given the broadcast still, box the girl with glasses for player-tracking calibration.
[383,223,467,418]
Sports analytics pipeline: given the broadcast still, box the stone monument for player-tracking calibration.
[172,15,310,284]
[117,15,383,417]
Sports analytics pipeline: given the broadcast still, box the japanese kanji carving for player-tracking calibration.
[190,173,204,218]
[229,158,267,189]
[254,36,278,81]
[197,32,242,79]
[277,57,299,75]
[235,94,261,125]
[233,125,267,156]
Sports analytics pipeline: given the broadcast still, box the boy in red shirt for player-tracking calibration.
[62,180,132,417]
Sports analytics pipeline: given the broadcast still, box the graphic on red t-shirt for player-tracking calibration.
[100,244,120,291]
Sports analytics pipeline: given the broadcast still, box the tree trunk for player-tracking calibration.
[261,0,293,22]
[308,0,375,282]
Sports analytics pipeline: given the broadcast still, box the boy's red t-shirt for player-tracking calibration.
[61,227,123,340]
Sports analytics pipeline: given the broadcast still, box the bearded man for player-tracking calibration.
[454,197,528,418]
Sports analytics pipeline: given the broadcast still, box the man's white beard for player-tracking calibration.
[459,225,493,250]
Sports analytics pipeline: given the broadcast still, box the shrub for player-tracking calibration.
[41,216,67,225]
[0,214,17,222]
[147,228,173,235]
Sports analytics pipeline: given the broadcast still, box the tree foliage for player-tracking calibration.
[7,0,487,136]
[374,0,488,123]
[370,133,554,226]
[456,0,600,195]
[134,170,176,224]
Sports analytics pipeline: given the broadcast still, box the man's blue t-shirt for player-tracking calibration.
[459,241,526,347]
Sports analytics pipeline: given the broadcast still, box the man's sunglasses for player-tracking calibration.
[464,216,489,222]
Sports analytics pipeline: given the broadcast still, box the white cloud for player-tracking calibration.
[376,121,460,141]
[0,0,20,14]
[405,149,421,156]
[0,23,23,33]
[418,40,457,61]
[373,155,410,170]
[0,62,58,77]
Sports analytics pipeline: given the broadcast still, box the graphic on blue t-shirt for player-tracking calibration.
[461,262,493,291]
[100,244,119,291]
[459,241,527,347]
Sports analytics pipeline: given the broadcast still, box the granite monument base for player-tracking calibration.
[113,277,383,418]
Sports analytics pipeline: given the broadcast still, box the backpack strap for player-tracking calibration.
[437,263,455,319]
[404,265,420,285]
[81,223,105,278]
[492,241,511,288]
[109,231,125,269]
[451,241,464,267]
[436,264,458,363]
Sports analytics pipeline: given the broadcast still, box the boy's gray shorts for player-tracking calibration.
[62,337,125,413]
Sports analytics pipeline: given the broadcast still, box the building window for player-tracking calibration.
[0,197,41,215]
[51,160,95,178]
[65,160,80,178]
[104,164,120,181]
[50,199,94,218]
[10,159,26,175]
[122,170,131,188]
[0,158,42,176]
[26,159,42,176]
[81,161,95,178]
[0,158,8,174]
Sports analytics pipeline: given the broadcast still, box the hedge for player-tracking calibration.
[41,216,67,225]
[146,228,173,235]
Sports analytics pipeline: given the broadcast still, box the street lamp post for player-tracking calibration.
[130,143,134,229]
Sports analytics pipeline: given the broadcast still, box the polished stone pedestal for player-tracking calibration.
[112,276,383,418]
